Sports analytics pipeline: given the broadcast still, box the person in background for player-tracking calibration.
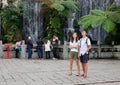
[52,35,59,59]
[44,38,51,59]
[78,30,91,78]
[69,32,80,76]
[15,40,22,58]
[37,36,43,59]
[26,36,33,59]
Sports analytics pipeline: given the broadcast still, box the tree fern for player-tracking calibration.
[78,9,120,34]
[52,2,65,11]
[103,19,116,32]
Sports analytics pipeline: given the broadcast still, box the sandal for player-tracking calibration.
[83,75,87,78]
[69,73,72,76]
[81,74,84,76]
[76,74,80,76]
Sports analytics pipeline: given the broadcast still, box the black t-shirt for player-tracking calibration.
[26,39,33,49]
[37,39,43,47]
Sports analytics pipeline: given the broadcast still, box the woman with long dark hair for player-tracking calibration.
[69,32,80,76]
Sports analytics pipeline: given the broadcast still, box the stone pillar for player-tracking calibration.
[0,41,3,58]
[98,45,101,58]
[63,41,69,60]
[20,40,26,59]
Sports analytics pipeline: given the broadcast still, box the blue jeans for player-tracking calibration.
[28,48,33,59]
[38,47,43,58]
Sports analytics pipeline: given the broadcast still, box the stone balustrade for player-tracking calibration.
[0,40,120,59]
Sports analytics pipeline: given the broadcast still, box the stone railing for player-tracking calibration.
[0,40,120,59]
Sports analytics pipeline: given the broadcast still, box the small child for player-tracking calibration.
[44,39,51,59]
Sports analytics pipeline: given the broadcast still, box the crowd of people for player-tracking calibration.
[15,35,60,60]
[15,30,91,79]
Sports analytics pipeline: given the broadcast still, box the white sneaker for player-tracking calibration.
[52,58,56,60]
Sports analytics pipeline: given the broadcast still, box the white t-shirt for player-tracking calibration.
[70,40,79,52]
[80,37,91,55]
[44,40,51,52]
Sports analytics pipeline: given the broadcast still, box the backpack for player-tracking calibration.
[18,46,22,52]
[80,38,91,52]
[80,38,89,47]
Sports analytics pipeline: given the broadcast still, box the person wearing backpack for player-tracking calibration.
[15,40,22,58]
[78,30,91,78]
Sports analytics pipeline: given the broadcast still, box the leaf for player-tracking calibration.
[78,9,119,34]
[91,9,105,16]
[102,19,116,33]
[107,11,120,23]
[91,16,106,28]
[50,16,61,29]
[61,0,78,12]
[78,15,105,29]
[59,9,72,17]
[52,2,65,11]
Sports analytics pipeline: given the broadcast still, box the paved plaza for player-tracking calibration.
[0,59,120,85]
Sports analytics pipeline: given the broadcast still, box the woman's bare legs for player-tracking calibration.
[70,59,74,75]
[76,59,80,76]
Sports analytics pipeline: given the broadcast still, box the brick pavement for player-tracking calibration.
[0,59,120,85]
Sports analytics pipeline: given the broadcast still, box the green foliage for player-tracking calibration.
[52,2,65,11]
[39,0,78,41]
[50,16,61,29]
[60,0,78,12]
[107,11,120,23]
[78,9,120,34]
[0,0,23,43]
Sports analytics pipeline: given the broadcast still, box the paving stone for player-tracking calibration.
[0,59,120,85]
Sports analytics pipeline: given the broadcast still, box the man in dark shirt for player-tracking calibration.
[26,36,33,59]
[37,37,43,59]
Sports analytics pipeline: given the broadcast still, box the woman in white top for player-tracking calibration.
[69,32,80,76]
[44,39,51,59]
